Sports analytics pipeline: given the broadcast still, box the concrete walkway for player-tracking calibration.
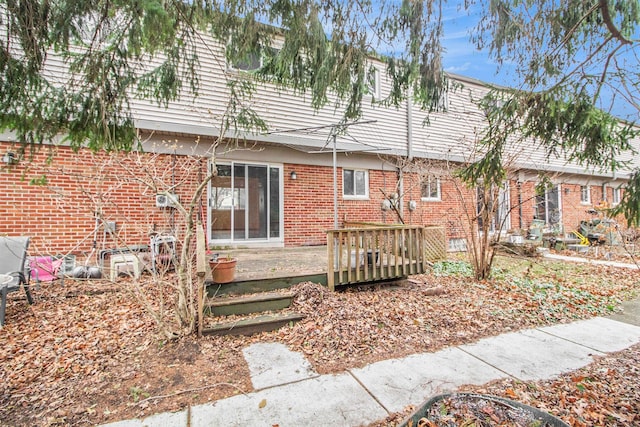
[543,252,640,269]
[103,315,640,427]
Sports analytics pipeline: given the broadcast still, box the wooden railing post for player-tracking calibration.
[327,231,335,292]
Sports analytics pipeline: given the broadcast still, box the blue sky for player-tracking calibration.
[440,6,518,87]
[438,5,638,123]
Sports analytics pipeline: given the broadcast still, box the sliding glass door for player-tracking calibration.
[535,185,561,225]
[210,162,281,243]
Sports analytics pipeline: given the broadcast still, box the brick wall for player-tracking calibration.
[0,143,203,261]
[1,142,629,256]
[283,165,477,246]
[283,165,401,246]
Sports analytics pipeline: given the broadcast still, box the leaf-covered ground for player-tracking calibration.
[373,344,640,427]
[0,255,638,426]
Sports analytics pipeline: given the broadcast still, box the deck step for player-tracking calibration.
[206,291,296,316]
[206,273,327,297]
[202,312,304,336]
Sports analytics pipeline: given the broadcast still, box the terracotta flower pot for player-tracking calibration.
[209,257,237,283]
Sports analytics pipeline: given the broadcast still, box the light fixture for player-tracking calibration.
[290,171,297,180]
[564,187,570,195]
[2,152,15,165]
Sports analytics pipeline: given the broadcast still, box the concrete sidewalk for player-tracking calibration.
[103,315,640,427]
[543,252,640,269]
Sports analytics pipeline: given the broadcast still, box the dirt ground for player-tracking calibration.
[0,252,639,426]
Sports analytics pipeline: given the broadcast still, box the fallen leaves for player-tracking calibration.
[0,255,639,426]
[457,344,640,427]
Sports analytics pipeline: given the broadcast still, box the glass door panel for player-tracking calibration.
[548,186,560,224]
[269,168,280,238]
[233,164,246,240]
[248,165,268,239]
[211,165,232,240]
[535,185,561,225]
[210,162,281,243]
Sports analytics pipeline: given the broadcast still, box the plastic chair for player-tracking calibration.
[29,256,64,283]
[0,236,34,326]
[150,234,176,273]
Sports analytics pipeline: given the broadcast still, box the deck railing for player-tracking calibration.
[326,224,446,291]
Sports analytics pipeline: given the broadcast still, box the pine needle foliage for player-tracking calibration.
[0,0,448,156]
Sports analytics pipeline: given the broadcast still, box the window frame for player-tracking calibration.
[420,175,441,201]
[612,187,621,205]
[228,50,262,72]
[342,169,369,199]
[366,67,381,99]
[580,185,591,204]
[227,45,280,73]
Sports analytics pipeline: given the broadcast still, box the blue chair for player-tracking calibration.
[0,236,34,326]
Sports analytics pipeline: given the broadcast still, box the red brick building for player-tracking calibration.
[1,41,636,262]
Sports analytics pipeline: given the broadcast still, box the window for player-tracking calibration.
[350,65,380,99]
[228,46,280,72]
[535,185,560,225]
[612,187,621,205]
[230,51,262,72]
[580,185,591,204]
[477,183,510,232]
[421,175,440,200]
[366,67,380,99]
[343,169,368,198]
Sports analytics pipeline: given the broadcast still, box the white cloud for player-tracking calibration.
[445,62,472,73]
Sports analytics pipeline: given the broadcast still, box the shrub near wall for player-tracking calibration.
[0,143,203,261]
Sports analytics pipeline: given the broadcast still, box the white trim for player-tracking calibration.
[366,67,381,99]
[420,176,441,201]
[342,168,369,199]
[580,185,591,204]
[612,187,621,205]
[208,160,284,245]
[132,123,635,181]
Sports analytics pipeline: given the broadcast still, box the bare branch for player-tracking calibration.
[599,0,633,44]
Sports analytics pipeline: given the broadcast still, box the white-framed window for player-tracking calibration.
[228,46,280,72]
[477,182,511,233]
[343,169,369,199]
[350,65,381,99]
[366,67,380,99]
[421,175,441,201]
[437,87,450,111]
[580,185,591,204]
[230,51,261,72]
[612,187,621,205]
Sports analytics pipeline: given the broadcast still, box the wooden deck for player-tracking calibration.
[327,223,446,291]
[206,224,446,292]
[202,226,446,335]
[210,246,327,282]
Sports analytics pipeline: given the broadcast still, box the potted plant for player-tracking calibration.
[208,253,237,283]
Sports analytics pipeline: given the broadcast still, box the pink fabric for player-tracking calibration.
[30,257,64,282]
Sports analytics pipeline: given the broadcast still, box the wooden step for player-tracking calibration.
[202,312,304,336]
[206,291,296,316]
[206,273,327,297]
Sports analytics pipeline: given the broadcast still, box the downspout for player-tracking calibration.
[398,167,404,220]
[401,88,412,223]
[517,181,523,229]
[407,89,414,160]
[517,171,524,229]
